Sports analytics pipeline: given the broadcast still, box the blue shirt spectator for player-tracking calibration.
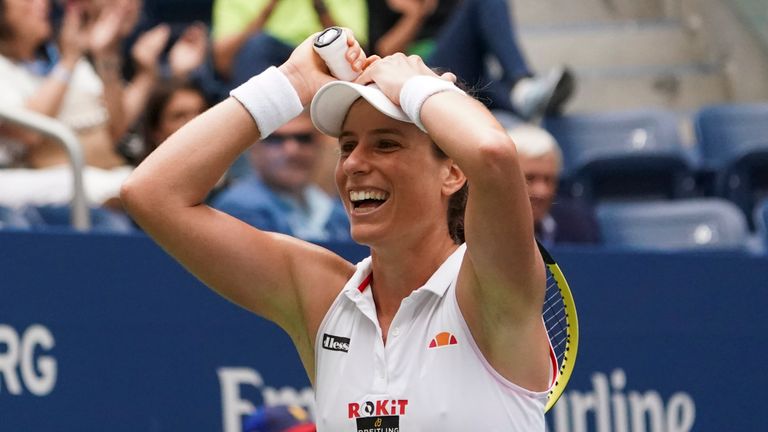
[212,173,350,242]
[212,111,351,242]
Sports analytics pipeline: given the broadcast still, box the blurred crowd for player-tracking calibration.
[0,0,584,245]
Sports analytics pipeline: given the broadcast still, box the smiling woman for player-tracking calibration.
[121,28,551,431]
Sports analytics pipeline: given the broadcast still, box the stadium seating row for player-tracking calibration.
[2,102,767,253]
[544,103,768,227]
[2,198,767,253]
[596,198,767,253]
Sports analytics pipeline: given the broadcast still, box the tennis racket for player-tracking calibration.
[538,240,579,412]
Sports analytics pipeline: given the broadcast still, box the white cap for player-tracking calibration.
[310,81,412,137]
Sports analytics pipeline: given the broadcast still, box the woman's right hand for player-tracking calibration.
[279,29,371,106]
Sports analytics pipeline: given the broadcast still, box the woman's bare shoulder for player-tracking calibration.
[276,235,359,308]
[279,236,361,357]
[289,237,359,289]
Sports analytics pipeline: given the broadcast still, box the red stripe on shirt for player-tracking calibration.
[357,274,372,292]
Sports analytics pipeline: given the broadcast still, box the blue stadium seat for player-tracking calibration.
[693,103,768,221]
[596,199,749,251]
[543,109,696,203]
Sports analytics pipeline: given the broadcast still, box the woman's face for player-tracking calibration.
[2,0,50,46]
[335,100,455,247]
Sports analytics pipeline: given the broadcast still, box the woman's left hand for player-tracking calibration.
[355,53,456,105]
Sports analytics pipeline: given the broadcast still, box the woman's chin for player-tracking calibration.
[349,224,383,247]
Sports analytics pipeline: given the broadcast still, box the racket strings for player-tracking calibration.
[535,243,578,412]
[543,269,571,370]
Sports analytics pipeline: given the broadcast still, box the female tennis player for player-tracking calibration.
[121,30,552,430]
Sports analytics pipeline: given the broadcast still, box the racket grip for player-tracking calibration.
[313,27,360,82]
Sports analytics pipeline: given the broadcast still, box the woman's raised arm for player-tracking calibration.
[120,32,366,347]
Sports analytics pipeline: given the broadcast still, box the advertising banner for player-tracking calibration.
[0,232,766,431]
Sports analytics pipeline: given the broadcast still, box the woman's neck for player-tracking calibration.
[369,234,459,318]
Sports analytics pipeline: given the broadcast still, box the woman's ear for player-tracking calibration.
[442,162,466,196]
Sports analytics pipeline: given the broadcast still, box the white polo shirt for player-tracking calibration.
[314,244,551,431]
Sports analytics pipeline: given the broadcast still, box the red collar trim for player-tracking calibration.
[357,273,372,293]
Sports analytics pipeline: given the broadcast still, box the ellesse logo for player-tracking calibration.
[322,333,350,353]
[428,331,458,349]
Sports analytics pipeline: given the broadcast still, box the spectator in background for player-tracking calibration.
[114,0,216,101]
[0,0,211,209]
[122,19,210,124]
[90,0,213,140]
[67,0,210,81]
[126,78,229,204]
[211,0,368,86]
[243,404,316,432]
[211,0,368,179]
[368,0,573,120]
[136,79,210,165]
[506,122,601,245]
[0,0,135,207]
[211,112,350,242]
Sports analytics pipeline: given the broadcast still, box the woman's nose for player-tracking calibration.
[342,145,370,176]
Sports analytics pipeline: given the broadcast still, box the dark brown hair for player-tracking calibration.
[422,69,471,244]
[432,144,468,244]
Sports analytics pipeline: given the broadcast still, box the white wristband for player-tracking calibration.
[399,75,465,132]
[229,66,304,139]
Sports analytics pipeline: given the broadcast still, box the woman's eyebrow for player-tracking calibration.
[338,128,405,140]
[369,128,406,137]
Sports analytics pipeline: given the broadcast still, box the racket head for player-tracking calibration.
[538,241,579,412]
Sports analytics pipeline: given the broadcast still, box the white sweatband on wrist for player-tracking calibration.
[399,75,466,132]
[230,66,304,139]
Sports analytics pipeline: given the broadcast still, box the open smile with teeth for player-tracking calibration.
[349,190,389,213]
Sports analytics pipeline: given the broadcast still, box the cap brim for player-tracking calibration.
[311,81,412,137]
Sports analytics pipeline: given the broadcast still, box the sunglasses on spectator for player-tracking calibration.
[262,133,315,146]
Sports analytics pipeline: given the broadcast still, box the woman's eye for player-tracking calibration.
[339,142,356,156]
[378,140,400,151]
